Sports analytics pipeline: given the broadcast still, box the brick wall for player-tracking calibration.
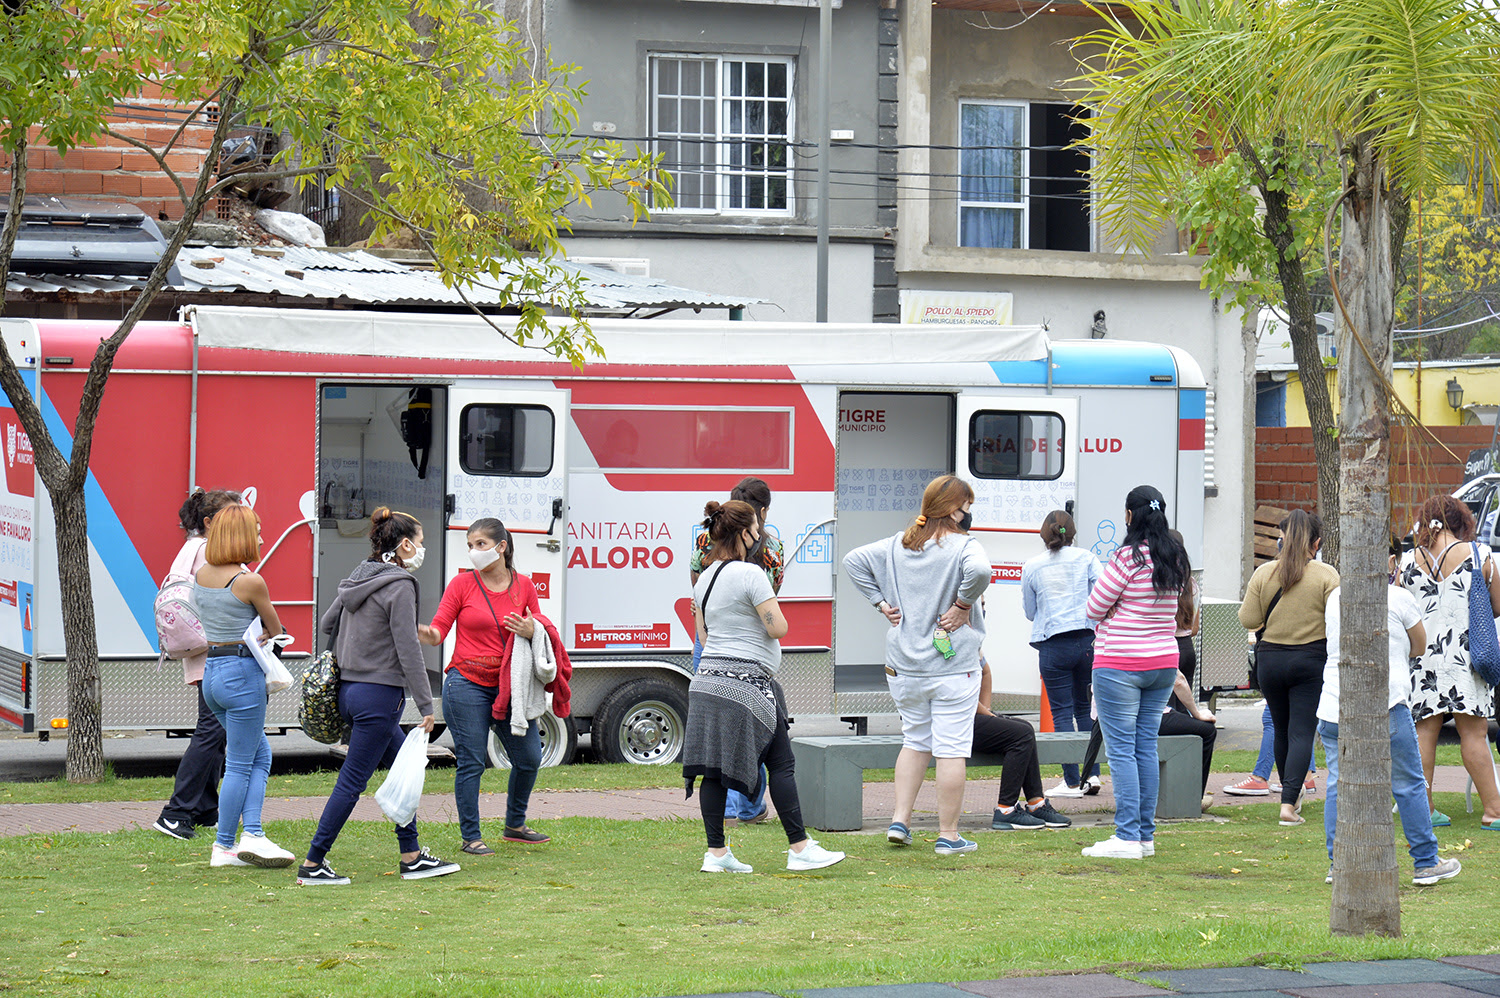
[0,90,214,220]
[1256,424,1494,529]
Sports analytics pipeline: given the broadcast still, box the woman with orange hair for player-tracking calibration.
[843,475,991,856]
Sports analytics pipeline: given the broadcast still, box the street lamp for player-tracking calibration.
[1447,377,1465,411]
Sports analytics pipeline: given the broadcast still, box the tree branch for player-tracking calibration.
[103,127,189,204]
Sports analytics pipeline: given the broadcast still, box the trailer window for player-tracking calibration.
[573,406,792,473]
[969,411,1065,480]
[459,404,554,476]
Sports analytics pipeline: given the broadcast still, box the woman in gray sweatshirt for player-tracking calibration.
[843,475,990,856]
[296,508,458,887]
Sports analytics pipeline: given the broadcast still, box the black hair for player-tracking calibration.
[178,488,242,536]
[730,477,773,520]
[1122,484,1188,594]
[368,506,422,561]
[468,517,515,573]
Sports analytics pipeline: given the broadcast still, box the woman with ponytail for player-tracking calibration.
[1238,508,1339,826]
[1020,509,1101,796]
[843,475,992,856]
[1082,485,1191,859]
[420,517,551,853]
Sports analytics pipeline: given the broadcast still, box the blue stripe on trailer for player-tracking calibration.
[989,341,1179,387]
[1178,389,1206,419]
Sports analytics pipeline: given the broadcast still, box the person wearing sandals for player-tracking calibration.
[1238,509,1338,828]
[153,488,242,842]
[1020,509,1101,798]
[296,508,459,886]
[419,517,552,853]
[684,499,845,874]
[194,504,296,869]
[1082,485,1190,859]
[1396,495,1500,830]
[843,475,990,856]
[1318,583,1460,885]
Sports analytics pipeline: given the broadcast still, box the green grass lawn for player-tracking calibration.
[2,794,1496,998]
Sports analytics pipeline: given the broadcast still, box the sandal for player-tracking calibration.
[460,840,495,856]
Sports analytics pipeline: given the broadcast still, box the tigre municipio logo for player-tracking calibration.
[6,423,14,468]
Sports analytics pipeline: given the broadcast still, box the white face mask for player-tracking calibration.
[469,547,501,571]
[402,544,425,572]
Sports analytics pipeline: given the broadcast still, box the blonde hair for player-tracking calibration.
[901,475,975,551]
[1275,509,1322,593]
[204,505,260,565]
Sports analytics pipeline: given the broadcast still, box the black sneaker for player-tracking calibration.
[1026,799,1073,828]
[503,825,551,844]
[400,848,460,880]
[296,860,350,886]
[152,817,195,840]
[991,806,1046,830]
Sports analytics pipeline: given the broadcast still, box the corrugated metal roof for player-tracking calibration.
[5,247,762,314]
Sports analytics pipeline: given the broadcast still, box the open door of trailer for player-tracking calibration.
[445,388,570,630]
[957,393,1080,697]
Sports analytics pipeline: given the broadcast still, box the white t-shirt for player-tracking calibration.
[1316,585,1423,723]
[694,559,780,673]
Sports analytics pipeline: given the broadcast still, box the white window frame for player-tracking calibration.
[957,99,1029,250]
[650,53,796,217]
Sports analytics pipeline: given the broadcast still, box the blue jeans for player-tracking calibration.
[1035,629,1097,786]
[307,682,420,864]
[201,652,271,850]
[1318,711,1438,871]
[1254,703,1316,780]
[442,670,541,839]
[1092,666,1176,842]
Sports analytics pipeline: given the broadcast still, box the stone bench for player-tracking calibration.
[790,730,1203,831]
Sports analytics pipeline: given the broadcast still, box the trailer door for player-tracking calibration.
[446,389,570,626]
[958,394,1079,698]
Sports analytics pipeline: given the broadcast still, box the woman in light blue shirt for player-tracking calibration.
[1020,510,1100,797]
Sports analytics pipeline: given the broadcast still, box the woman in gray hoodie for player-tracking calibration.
[843,475,990,856]
[296,508,459,886]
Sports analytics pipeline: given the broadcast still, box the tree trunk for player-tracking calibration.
[1330,136,1401,937]
[54,488,103,781]
[1259,174,1340,561]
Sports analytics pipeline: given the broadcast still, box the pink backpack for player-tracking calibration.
[155,573,208,664]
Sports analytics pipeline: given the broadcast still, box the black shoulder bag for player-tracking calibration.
[697,561,728,636]
[1247,587,1283,690]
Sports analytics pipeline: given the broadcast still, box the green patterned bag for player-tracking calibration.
[299,611,348,745]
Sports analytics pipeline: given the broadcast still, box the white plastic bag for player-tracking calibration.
[374,727,430,825]
[244,618,294,694]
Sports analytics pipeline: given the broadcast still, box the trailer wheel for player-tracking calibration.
[593,678,688,765]
[487,712,578,769]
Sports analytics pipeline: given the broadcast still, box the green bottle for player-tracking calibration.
[933,627,955,660]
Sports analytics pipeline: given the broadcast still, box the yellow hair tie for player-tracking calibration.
[915,514,928,527]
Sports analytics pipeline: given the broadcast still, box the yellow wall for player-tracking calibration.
[1280,363,1500,427]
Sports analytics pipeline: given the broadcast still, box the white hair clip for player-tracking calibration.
[1149,500,1161,511]
[1430,519,1444,530]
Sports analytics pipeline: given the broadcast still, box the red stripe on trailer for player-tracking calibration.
[1178,418,1205,451]
[0,703,24,727]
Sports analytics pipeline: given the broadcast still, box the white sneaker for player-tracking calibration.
[786,840,846,872]
[236,833,296,869]
[1081,836,1144,859]
[1048,779,1086,798]
[1083,776,1103,796]
[210,843,252,867]
[1140,840,1156,857]
[1413,857,1461,885]
[700,849,753,874]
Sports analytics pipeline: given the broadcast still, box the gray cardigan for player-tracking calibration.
[842,532,990,678]
[319,560,433,717]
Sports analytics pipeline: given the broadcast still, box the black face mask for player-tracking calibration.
[744,532,765,564]
[956,509,973,532]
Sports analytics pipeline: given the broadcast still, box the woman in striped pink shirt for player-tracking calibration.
[1082,485,1190,859]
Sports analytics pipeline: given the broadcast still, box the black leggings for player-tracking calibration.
[699,717,806,849]
[971,711,1044,806]
[1256,641,1326,806]
[1157,709,1217,795]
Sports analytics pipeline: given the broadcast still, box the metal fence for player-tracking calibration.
[1200,598,1251,694]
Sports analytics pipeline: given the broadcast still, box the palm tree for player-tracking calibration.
[1073,0,1500,935]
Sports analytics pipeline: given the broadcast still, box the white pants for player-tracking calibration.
[888,668,981,758]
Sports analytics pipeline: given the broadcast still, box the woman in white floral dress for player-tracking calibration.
[1397,495,1500,829]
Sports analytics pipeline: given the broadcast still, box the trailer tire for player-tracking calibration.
[487,712,578,769]
[592,678,688,765]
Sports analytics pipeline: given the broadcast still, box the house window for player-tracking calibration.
[958,101,1091,252]
[651,55,793,214]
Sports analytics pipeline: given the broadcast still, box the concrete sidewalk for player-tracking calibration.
[0,765,1483,838]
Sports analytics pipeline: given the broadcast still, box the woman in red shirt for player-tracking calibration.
[419,518,545,853]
